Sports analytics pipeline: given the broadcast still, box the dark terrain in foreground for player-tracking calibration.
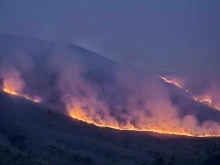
[0,91,220,165]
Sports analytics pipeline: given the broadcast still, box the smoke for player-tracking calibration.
[192,84,220,111]
[0,66,25,93]
[15,52,34,73]
[1,42,220,136]
[0,51,34,92]
[0,51,41,102]
[47,52,220,136]
[161,74,220,112]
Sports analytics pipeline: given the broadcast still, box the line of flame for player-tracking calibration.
[67,76,220,138]
[69,111,220,138]
[2,76,220,137]
[159,76,220,111]
[2,88,40,103]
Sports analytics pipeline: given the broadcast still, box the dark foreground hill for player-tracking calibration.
[0,90,220,165]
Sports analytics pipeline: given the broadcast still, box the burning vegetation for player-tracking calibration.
[61,70,220,138]
[68,105,220,137]
[2,87,41,103]
[159,76,184,89]
[159,76,220,111]
[0,68,41,103]
[1,49,220,138]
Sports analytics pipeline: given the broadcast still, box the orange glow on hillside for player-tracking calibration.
[2,87,40,103]
[1,69,41,103]
[159,76,220,111]
[193,96,220,111]
[159,76,183,88]
[69,107,220,137]
[3,87,18,95]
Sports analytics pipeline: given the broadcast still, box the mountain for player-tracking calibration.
[0,35,220,165]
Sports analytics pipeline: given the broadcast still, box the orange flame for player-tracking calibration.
[3,87,18,95]
[65,76,220,138]
[4,73,220,137]
[159,76,220,111]
[1,68,41,103]
[159,76,183,89]
[69,107,220,137]
[193,96,220,111]
[2,87,40,103]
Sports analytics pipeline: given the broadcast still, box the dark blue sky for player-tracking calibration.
[0,0,219,74]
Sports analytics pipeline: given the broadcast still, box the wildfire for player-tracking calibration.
[159,76,220,111]
[159,76,183,89]
[2,87,40,103]
[65,75,220,138]
[3,87,17,95]
[193,96,220,111]
[69,107,220,137]
[0,68,41,103]
[193,96,212,104]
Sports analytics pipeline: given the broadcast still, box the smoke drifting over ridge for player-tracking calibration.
[1,38,220,137]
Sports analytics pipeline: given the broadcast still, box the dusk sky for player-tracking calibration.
[0,0,219,73]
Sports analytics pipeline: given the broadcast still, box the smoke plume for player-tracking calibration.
[0,66,25,93]
[1,42,220,137]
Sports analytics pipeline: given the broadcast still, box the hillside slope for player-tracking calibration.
[0,35,220,121]
[1,91,220,165]
[0,35,220,165]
